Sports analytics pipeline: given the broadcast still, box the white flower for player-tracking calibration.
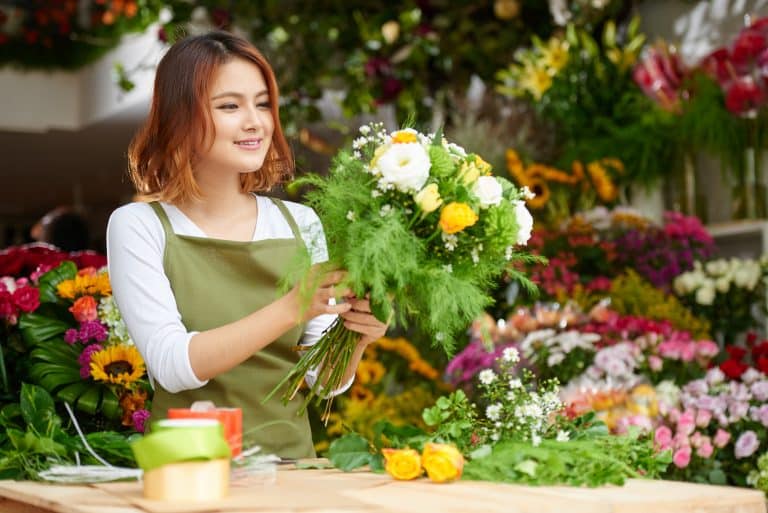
[715,276,730,293]
[371,190,382,198]
[547,352,565,366]
[502,347,520,363]
[556,430,570,442]
[359,125,371,135]
[375,142,431,193]
[478,369,497,385]
[695,284,716,305]
[443,264,453,273]
[486,403,503,421]
[508,378,522,389]
[742,368,762,385]
[471,247,481,264]
[733,261,761,290]
[472,176,503,208]
[531,433,542,446]
[706,259,729,276]
[514,200,533,245]
[442,232,458,251]
[379,204,393,217]
[346,210,356,221]
[521,186,536,200]
[505,246,513,261]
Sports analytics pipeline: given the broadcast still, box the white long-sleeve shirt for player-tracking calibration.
[106,195,345,394]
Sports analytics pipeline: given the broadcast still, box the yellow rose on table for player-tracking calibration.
[422,443,464,483]
[382,448,422,480]
[414,183,443,214]
[439,202,478,234]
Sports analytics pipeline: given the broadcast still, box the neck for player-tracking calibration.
[178,165,252,218]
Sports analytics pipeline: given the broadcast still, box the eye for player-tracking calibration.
[217,103,238,110]
[256,101,271,110]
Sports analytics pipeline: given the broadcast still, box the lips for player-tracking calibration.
[234,138,262,149]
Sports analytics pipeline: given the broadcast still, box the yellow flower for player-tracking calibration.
[356,359,386,385]
[439,203,478,234]
[459,161,481,185]
[414,183,443,214]
[525,179,550,209]
[422,443,464,483]
[391,130,418,144]
[519,61,552,100]
[383,448,422,480]
[587,161,618,202]
[90,345,145,387]
[57,272,112,299]
[540,37,569,73]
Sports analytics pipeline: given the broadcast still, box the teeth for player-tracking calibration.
[236,141,258,146]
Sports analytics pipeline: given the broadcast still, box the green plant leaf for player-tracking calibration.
[328,433,372,471]
[75,386,101,415]
[708,469,727,485]
[100,389,121,420]
[19,383,60,436]
[19,314,70,345]
[37,261,77,303]
[428,145,455,178]
[0,403,22,429]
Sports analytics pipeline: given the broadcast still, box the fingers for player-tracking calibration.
[324,302,351,315]
[319,270,347,287]
[346,297,371,313]
[340,310,380,325]
[343,320,386,339]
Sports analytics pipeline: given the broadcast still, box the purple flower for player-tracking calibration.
[734,430,760,459]
[78,320,108,343]
[132,409,150,433]
[751,380,768,402]
[64,328,79,344]
[77,344,103,379]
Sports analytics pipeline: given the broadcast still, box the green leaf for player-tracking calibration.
[100,389,121,420]
[0,403,22,429]
[19,383,60,436]
[428,145,455,178]
[19,315,70,344]
[369,453,385,473]
[37,261,77,303]
[328,434,372,471]
[708,469,727,485]
[469,444,492,460]
[75,386,101,415]
[515,459,538,477]
[422,405,441,426]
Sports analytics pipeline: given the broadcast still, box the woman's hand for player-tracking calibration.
[288,269,352,324]
[341,295,389,346]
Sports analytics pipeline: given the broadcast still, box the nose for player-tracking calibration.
[243,104,266,132]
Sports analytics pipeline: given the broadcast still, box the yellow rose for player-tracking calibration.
[458,161,481,185]
[439,202,478,234]
[422,443,464,483]
[414,183,443,214]
[383,448,422,480]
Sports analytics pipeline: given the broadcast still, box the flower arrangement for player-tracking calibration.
[496,18,677,187]
[504,148,623,224]
[270,123,537,416]
[0,243,106,280]
[656,367,768,486]
[673,257,765,342]
[18,261,149,432]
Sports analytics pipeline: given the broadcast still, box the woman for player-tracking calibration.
[107,31,387,458]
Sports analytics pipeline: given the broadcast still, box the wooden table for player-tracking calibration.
[0,467,765,513]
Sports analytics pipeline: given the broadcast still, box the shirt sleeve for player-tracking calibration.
[289,203,354,396]
[107,204,208,393]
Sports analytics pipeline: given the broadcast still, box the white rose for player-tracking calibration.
[375,142,431,193]
[715,276,731,293]
[514,200,533,246]
[695,284,716,305]
[472,176,503,208]
[705,260,728,276]
[733,262,761,290]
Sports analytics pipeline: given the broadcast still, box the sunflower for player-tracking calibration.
[525,179,550,209]
[90,344,145,386]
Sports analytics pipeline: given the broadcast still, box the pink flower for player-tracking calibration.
[677,410,696,436]
[654,426,673,450]
[77,344,103,379]
[673,446,692,468]
[695,408,712,427]
[696,440,714,459]
[734,430,760,459]
[648,355,663,372]
[696,340,719,358]
[132,409,150,433]
[713,429,731,448]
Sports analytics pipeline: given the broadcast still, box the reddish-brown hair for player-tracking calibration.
[128,31,293,203]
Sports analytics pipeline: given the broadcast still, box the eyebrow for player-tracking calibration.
[211,90,269,100]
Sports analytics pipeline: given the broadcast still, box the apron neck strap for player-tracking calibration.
[149,202,174,238]
[268,197,303,243]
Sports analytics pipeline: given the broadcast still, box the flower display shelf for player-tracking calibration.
[706,219,768,259]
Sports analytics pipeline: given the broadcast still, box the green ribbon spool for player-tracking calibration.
[131,419,232,472]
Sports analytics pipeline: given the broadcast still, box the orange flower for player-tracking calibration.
[383,448,422,480]
[69,295,98,323]
[119,389,148,426]
[422,443,464,483]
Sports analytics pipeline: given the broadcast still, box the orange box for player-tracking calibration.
[167,407,242,457]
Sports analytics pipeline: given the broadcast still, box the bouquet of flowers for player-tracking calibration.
[18,261,149,432]
[673,257,765,342]
[271,123,538,416]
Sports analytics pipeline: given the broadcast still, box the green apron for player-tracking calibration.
[148,198,315,458]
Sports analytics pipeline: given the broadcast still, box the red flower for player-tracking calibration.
[701,48,734,85]
[757,356,768,375]
[720,359,748,380]
[746,331,759,347]
[0,291,14,319]
[752,341,768,358]
[70,251,107,270]
[12,286,39,313]
[732,28,767,69]
[725,76,767,115]
[726,345,747,361]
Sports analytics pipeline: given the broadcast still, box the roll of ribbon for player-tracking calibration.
[167,406,243,456]
[131,419,231,472]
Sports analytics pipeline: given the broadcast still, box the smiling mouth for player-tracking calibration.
[235,139,262,148]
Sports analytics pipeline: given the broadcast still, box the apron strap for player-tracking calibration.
[148,202,175,239]
[268,197,304,246]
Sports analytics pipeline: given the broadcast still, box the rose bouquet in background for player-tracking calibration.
[0,243,106,279]
[18,261,149,432]
[270,123,539,416]
[673,258,765,342]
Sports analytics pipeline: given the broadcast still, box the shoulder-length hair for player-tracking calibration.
[128,31,293,203]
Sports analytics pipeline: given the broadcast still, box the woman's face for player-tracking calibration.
[196,57,275,176]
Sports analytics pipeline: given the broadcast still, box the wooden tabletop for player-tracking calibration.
[0,466,765,513]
